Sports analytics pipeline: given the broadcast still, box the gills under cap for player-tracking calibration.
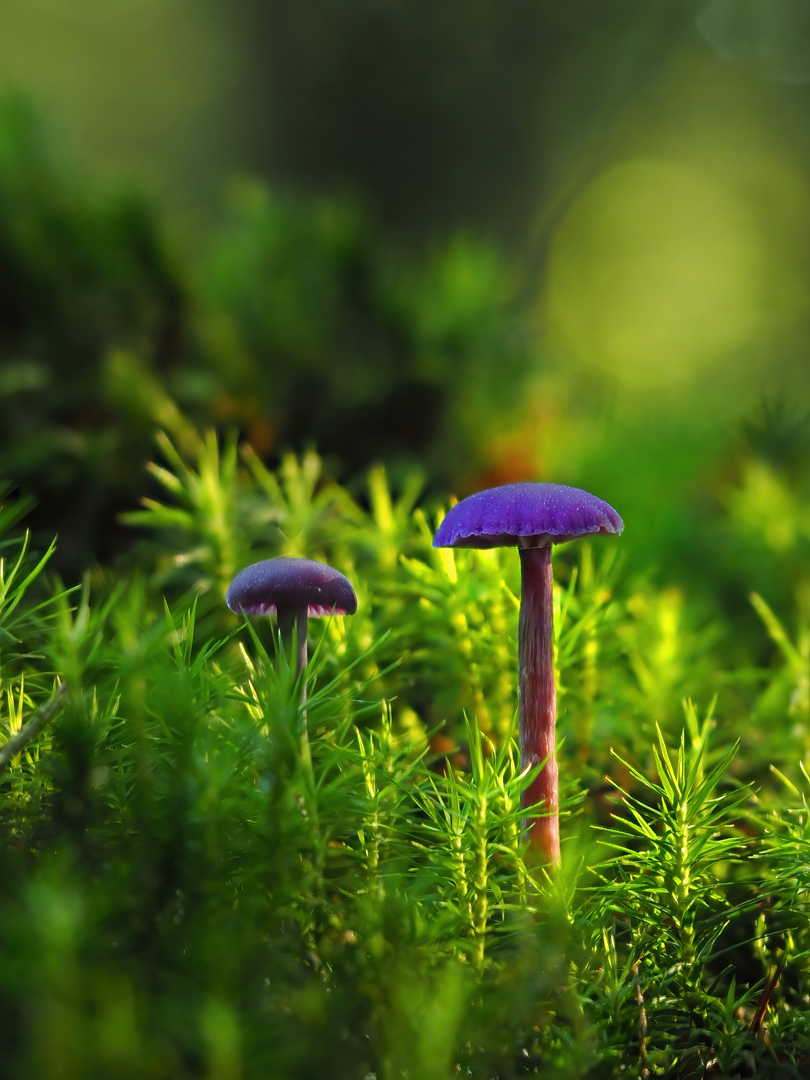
[226,557,358,617]
[433,482,623,550]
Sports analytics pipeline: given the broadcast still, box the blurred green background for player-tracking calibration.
[3,0,810,629]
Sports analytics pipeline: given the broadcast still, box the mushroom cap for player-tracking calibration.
[226,557,358,617]
[433,482,623,549]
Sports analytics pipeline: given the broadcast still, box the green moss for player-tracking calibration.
[0,427,810,1078]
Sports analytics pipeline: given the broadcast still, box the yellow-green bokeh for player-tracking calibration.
[539,46,810,393]
[543,155,808,386]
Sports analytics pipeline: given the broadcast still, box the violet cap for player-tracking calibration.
[226,557,358,617]
[433,482,623,549]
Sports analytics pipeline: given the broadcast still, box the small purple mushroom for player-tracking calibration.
[226,557,357,687]
[433,483,623,866]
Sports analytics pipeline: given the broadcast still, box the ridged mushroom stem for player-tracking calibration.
[518,543,560,866]
[277,603,309,696]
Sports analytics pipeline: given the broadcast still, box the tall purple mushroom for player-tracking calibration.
[433,483,623,865]
[226,557,357,688]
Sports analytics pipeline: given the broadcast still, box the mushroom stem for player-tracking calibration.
[277,603,309,691]
[518,543,560,866]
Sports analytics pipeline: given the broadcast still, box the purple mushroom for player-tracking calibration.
[433,483,623,865]
[226,557,357,687]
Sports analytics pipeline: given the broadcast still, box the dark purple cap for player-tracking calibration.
[433,482,623,549]
[226,557,358,617]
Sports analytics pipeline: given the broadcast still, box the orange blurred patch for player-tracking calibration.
[471,446,539,491]
[462,397,554,493]
[214,393,259,421]
[247,420,274,455]
[213,394,275,454]
[430,734,456,757]
[429,734,470,771]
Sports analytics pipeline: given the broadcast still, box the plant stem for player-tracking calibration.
[632,962,650,1079]
[519,543,560,865]
[0,681,67,775]
[471,792,488,967]
[359,734,382,894]
[674,797,695,970]
[451,828,471,937]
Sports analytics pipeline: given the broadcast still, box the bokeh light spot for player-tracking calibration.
[543,159,782,385]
